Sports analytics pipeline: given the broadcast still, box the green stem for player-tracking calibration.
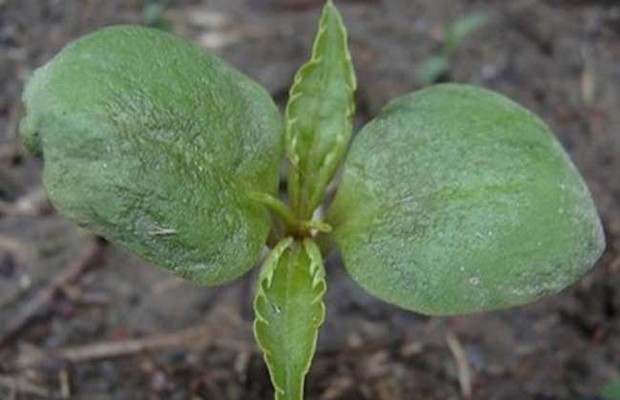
[249,192,298,228]
[299,220,332,234]
[249,192,332,239]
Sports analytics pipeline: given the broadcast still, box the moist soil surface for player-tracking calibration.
[1,0,619,399]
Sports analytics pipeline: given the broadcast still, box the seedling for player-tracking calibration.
[416,13,488,85]
[602,381,620,400]
[20,1,604,399]
[142,0,170,30]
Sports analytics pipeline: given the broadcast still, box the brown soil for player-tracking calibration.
[1,0,619,399]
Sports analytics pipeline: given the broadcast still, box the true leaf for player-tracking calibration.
[254,238,326,400]
[286,0,356,220]
[328,84,605,315]
[20,26,284,285]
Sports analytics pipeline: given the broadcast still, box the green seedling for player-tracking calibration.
[416,13,488,85]
[142,0,170,30]
[602,381,620,400]
[19,1,604,399]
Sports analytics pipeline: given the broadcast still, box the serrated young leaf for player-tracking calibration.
[328,84,605,315]
[20,26,283,285]
[286,0,356,220]
[254,238,326,400]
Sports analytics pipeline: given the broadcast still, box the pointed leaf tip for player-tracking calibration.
[285,0,356,219]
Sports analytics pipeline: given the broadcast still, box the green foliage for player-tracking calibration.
[143,0,170,30]
[445,13,488,55]
[328,84,604,314]
[20,26,283,285]
[19,2,605,399]
[416,13,488,85]
[416,55,450,86]
[285,0,356,220]
[602,381,620,400]
[254,238,326,400]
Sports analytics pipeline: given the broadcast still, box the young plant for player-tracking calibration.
[20,1,604,398]
[602,381,620,400]
[416,13,488,85]
[142,0,171,30]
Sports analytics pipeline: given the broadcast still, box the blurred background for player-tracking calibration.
[1,0,619,399]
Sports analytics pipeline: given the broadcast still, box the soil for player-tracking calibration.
[1,0,619,399]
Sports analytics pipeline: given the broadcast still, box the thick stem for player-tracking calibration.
[249,192,332,239]
[249,192,298,230]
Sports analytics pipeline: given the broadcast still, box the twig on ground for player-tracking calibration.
[17,324,252,368]
[0,240,107,348]
[233,349,252,384]
[580,44,596,108]
[60,285,111,306]
[59,368,71,399]
[0,374,59,398]
[320,337,399,360]
[446,331,472,399]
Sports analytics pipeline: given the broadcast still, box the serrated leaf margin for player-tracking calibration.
[285,0,357,219]
[253,238,327,400]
